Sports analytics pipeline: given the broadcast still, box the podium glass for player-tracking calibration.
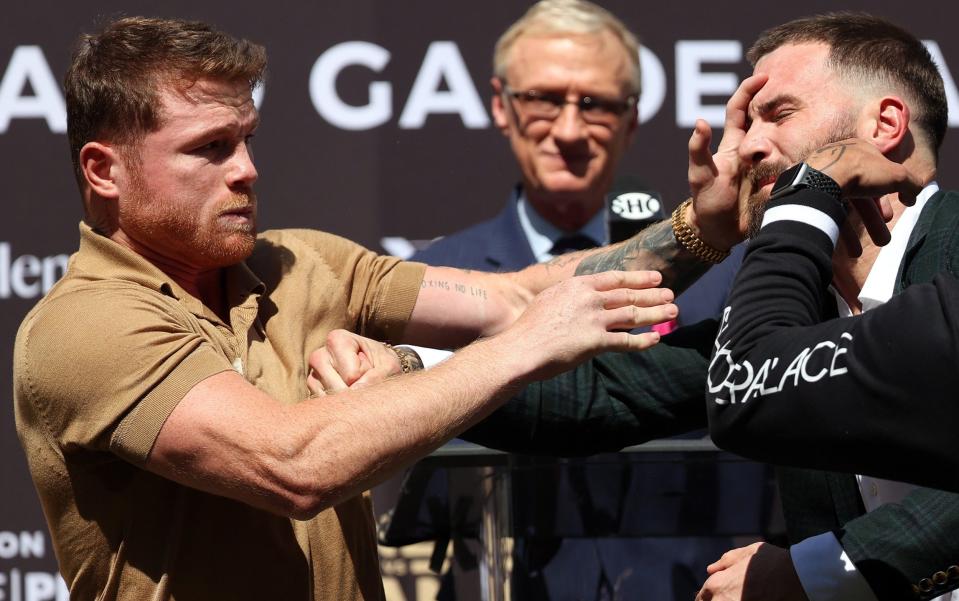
[378,439,779,601]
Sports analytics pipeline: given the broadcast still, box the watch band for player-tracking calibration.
[770,162,842,202]
[671,199,731,264]
[385,344,424,374]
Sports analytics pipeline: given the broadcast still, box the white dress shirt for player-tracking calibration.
[791,183,956,601]
[516,192,608,262]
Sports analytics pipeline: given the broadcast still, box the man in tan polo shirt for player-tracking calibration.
[12,16,743,601]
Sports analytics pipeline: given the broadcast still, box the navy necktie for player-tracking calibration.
[550,234,597,255]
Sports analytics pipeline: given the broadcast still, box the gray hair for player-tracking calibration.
[494,0,641,95]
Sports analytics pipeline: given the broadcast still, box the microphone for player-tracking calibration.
[604,176,665,243]
[606,176,675,334]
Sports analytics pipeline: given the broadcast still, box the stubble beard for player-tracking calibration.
[742,159,790,239]
[127,169,258,268]
[742,118,857,239]
[210,190,259,263]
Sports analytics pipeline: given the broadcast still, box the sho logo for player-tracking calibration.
[0,242,68,299]
[610,192,661,220]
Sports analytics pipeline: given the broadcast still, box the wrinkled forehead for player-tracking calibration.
[157,76,257,123]
[506,32,634,92]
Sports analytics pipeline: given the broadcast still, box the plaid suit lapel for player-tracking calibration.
[895,189,951,293]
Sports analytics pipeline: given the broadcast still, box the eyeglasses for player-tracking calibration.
[502,85,637,126]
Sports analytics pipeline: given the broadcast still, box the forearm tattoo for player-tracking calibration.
[420,279,488,300]
[573,219,711,294]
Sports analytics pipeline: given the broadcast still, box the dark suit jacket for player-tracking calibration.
[412,187,537,271]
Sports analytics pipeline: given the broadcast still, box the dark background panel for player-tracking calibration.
[0,1,955,594]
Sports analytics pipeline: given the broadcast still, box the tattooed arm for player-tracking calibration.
[483,219,712,307]
[401,266,533,348]
[576,219,712,291]
[401,219,708,348]
[402,264,673,349]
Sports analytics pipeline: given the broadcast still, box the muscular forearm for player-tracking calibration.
[285,332,537,514]
[405,263,667,346]
[152,332,536,520]
[152,271,672,518]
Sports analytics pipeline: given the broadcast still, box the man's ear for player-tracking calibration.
[490,77,510,136]
[79,142,122,199]
[868,96,910,154]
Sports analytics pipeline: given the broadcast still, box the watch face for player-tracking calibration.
[770,163,807,199]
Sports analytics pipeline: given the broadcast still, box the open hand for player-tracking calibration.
[687,74,769,250]
[806,138,924,250]
[497,270,677,381]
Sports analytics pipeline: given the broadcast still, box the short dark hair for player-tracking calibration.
[65,16,267,187]
[748,12,947,156]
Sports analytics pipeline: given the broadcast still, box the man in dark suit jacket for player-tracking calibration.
[505,14,956,601]
[706,173,959,599]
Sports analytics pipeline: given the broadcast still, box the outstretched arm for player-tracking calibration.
[310,322,714,456]
[149,271,677,518]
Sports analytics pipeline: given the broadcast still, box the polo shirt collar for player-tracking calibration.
[74,221,265,324]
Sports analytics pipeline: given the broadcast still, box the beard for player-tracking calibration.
[125,169,258,269]
[742,117,857,239]
[742,159,790,239]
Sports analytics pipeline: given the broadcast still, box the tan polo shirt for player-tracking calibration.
[14,223,426,601]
